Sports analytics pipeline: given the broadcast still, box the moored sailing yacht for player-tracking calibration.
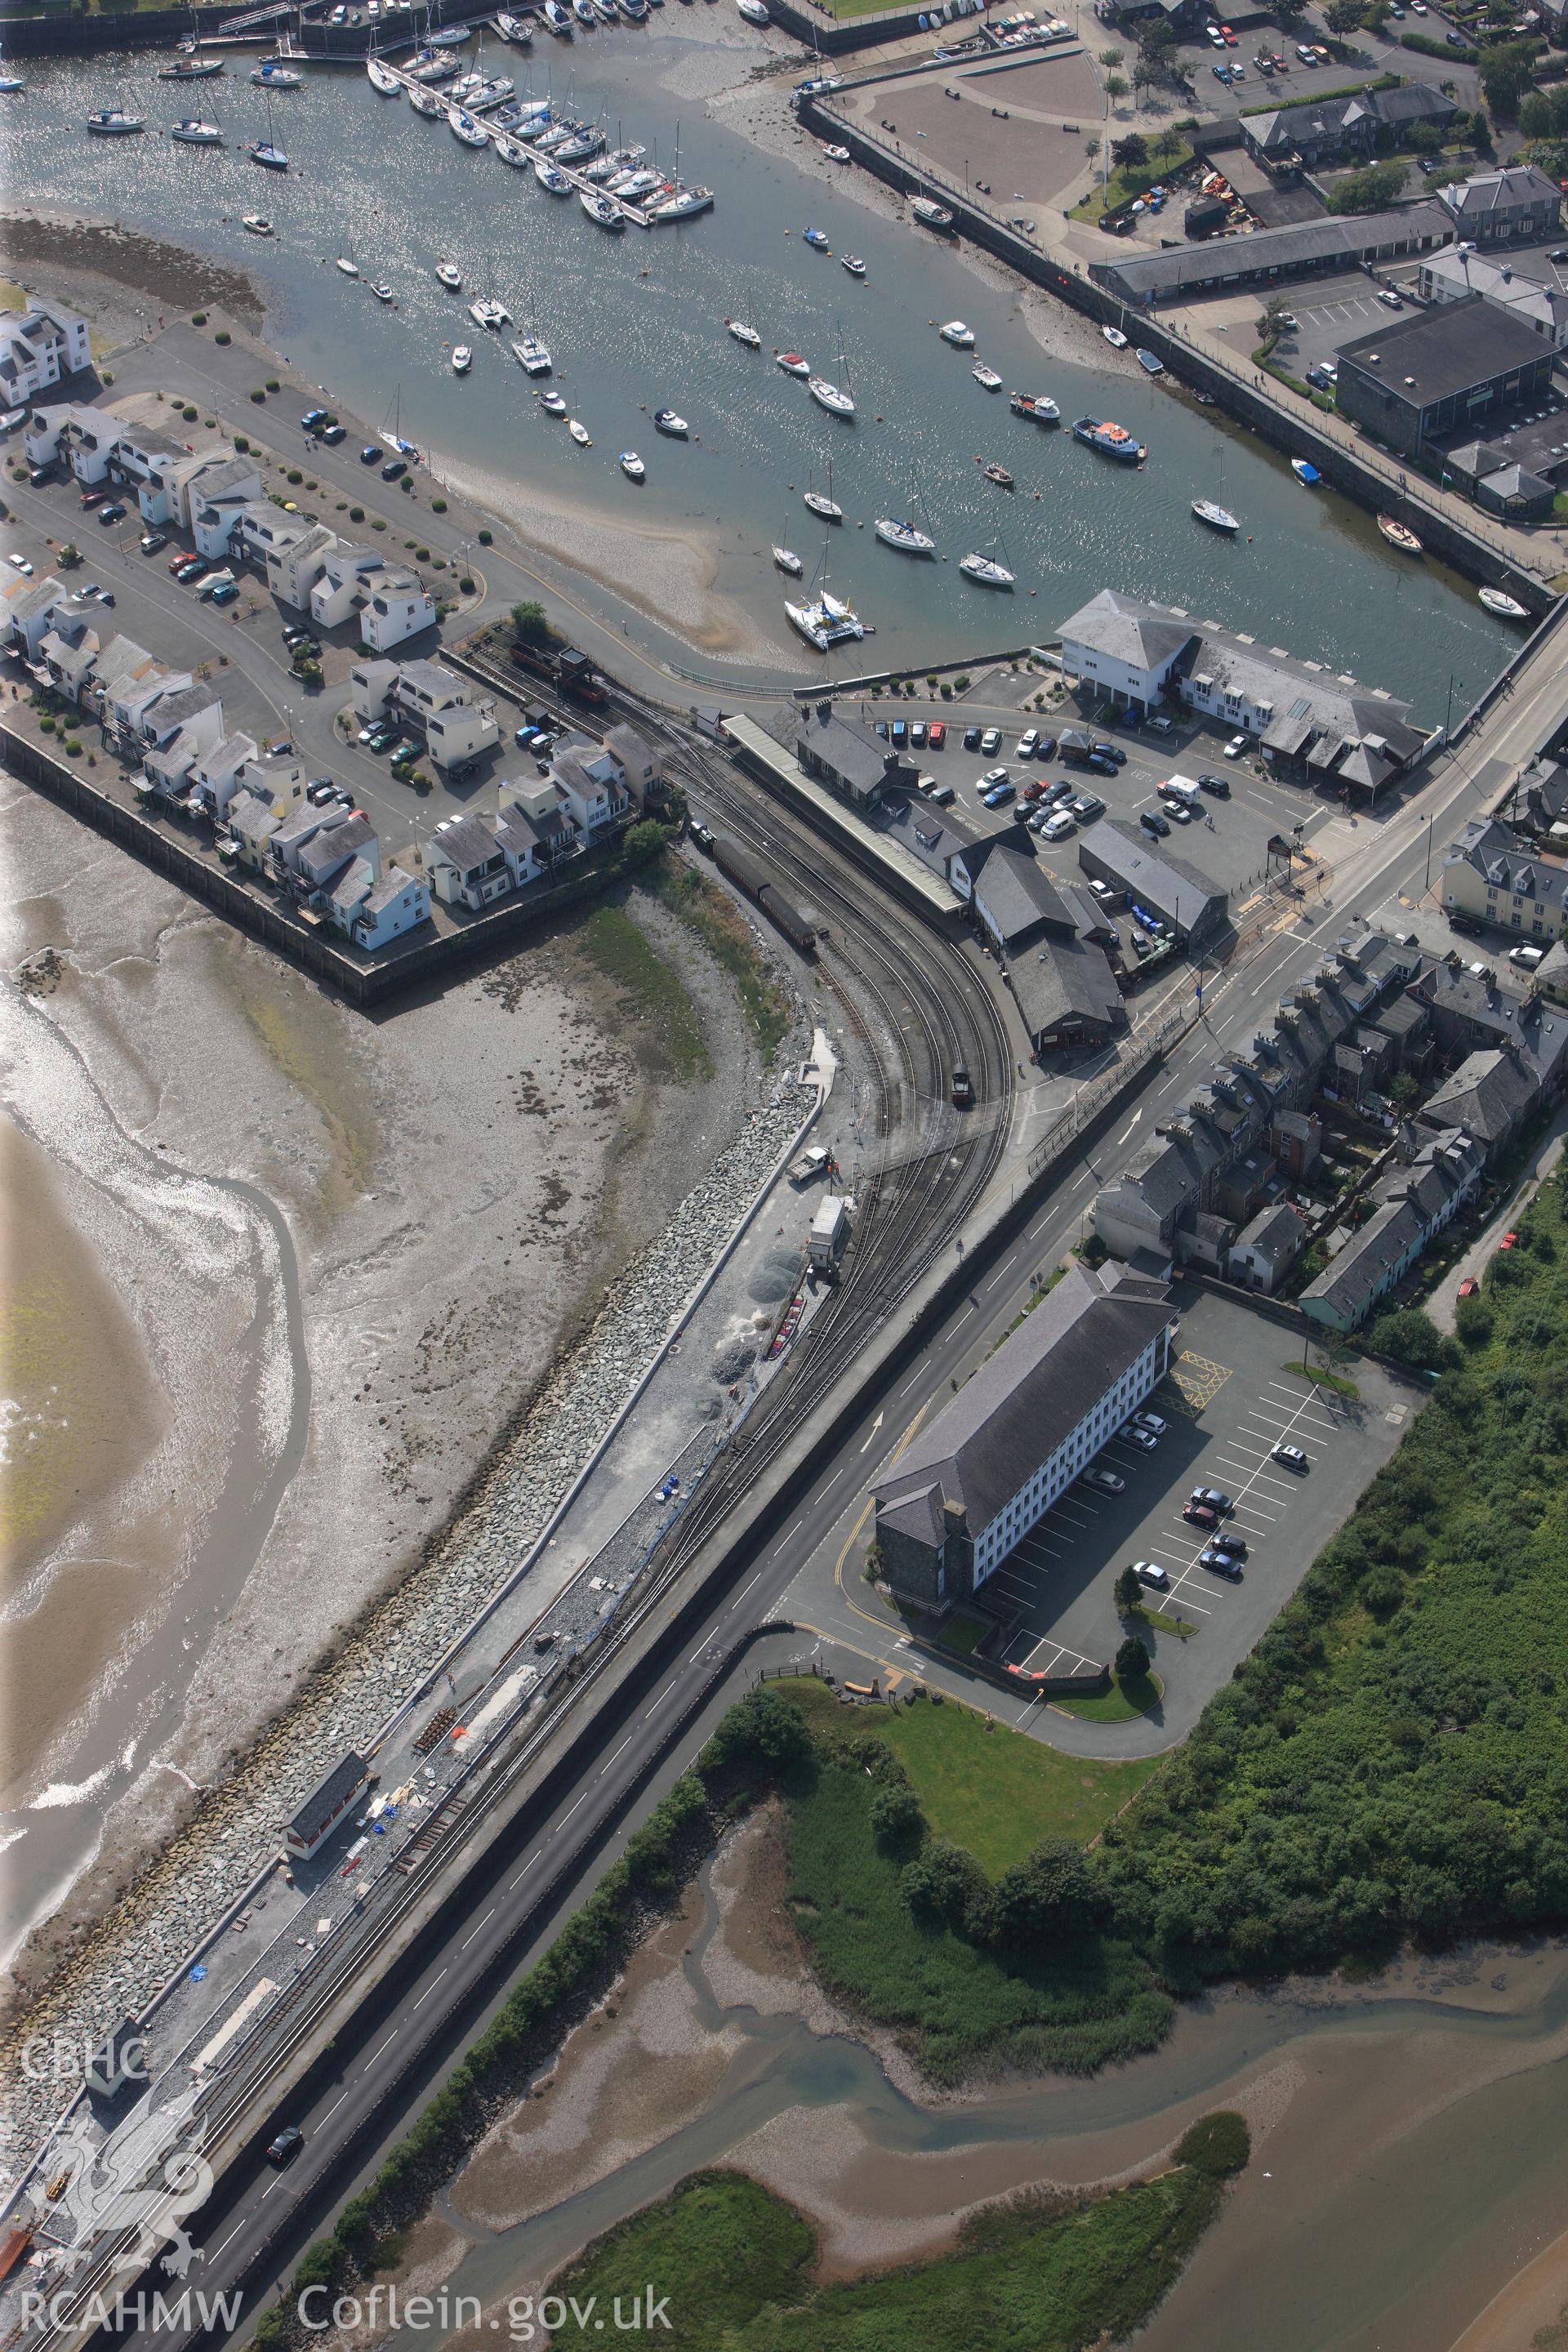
[960,550,1014,587]
[1192,498,1239,532]
[367,58,401,92]
[1377,513,1422,555]
[170,118,224,143]
[808,357,854,417]
[874,514,935,555]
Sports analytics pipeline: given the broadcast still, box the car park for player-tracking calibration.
[267,2126,305,2167]
[1133,1559,1169,1588]
[99,501,127,524]
[1140,808,1170,838]
[140,529,167,555]
[1081,1466,1125,1494]
[1272,1442,1307,1469]
[1183,1500,1218,1530]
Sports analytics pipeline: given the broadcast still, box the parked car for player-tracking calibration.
[1132,1560,1169,1589]
[266,2127,305,2167]
[1510,942,1545,968]
[1134,1410,1167,1436]
[320,423,347,445]
[929,721,947,749]
[361,444,381,464]
[1272,1442,1307,1470]
[1499,1230,1520,1250]
[1457,1275,1478,1298]
[981,765,1010,789]
[1081,1466,1125,1494]
[1191,1485,1232,1513]
[1140,808,1171,838]
[5,551,31,575]
[1089,741,1125,765]
[1014,728,1039,760]
[982,782,1015,807]
[1224,733,1250,759]
[1123,1426,1160,1453]
[79,487,107,509]
[174,558,207,582]
[1196,772,1229,796]
[209,581,239,605]
[980,728,1002,754]
[1040,813,1076,842]
[1201,1548,1243,1579]
[1183,1501,1218,1530]
[1071,791,1107,819]
[910,720,927,747]
[963,725,982,751]
[140,529,167,555]
[1377,287,1404,310]
[381,457,407,480]
[28,464,54,486]
[301,407,329,431]
[98,501,127,524]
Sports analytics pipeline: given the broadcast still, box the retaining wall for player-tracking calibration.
[798,98,1560,613]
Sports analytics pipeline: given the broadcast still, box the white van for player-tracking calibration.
[1160,773,1203,808]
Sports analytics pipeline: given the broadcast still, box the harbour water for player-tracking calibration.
[2,21,1506,709]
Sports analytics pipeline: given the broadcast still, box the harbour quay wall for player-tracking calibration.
[1,724,632,1008]
[800,98,1558,616]
[767,0,982,56]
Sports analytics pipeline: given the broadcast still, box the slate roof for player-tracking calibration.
[871,1263,1175,1537]
[1300,1129,1481,1319]
[428,813,502,874]
[1009,932,1123,1040]
[1056,587,1197,676]
[287,1753,369,1846]
[795,705,894,795]
[1076,818,1227,938]
[1440,163,1561,225]
[1418,1046,1538,1147]
[973,845,1078,947]
[1444,816,1568,912]
[360,863,425,918]
[1088,202,1453,303]
[1232,1201,1306,1264]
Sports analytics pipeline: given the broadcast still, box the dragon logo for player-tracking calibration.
[21,2088,212,2277]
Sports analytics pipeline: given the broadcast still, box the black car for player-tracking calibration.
[360,444,381,464]
[1197,773,1230,796]
[1089,741,1126,765]
[1550,249,1568,265]
[266,2126,305,2167]
[381,457,407,480]
[1084,752,1118,777]
[963,725,982,751]
[28,464,54,487]
[1445,26,1467,41]
[1140,808,1170,837]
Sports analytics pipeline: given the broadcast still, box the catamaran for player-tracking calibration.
[511,334,552,372]
[469,296,510,328]
[786,582,864,651]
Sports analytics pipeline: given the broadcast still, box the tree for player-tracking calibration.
[1111,131,1149,171]
[1519,82,1568,142]
[1152,125,1186,161]
[869,1784,926,1852]
[1478,39,1538,119]
[622,817,666,868]
[900,1838,990,1935]
[1403,120,1443,158]
[1098,44,1122,65]
[1105,71,1129,99]
[56,541,81,568]
[1327,159,1410,212]
[1115,1565,1143,1615]
[990,1837,1094,1944]
[510,598,550,644]
[1365,1307,1460,1370]
[1325,0,1367,33]
[1116,1633,1152,1682]
[700,1686,809,1774]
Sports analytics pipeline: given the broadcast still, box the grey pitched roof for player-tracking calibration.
[360,863,424,917]
[287,1752,368,1845]
[1089,201,1454,302]
[1076,819,1227,935]
[1057,587,1196,676]
[876,1480,947,1550]
[1301,1129,1481,1315]
[1009,932,1123,1039]
[1233,1201,1306,1262]
[497,804,572,854]
[1419,1046,1537,1146]
[1441,163,1560,222]
[973,845,1078,947]
[1446,817,1568,910]
[428,813,501,873]
[795,705,893,794]
[871,1262,1175,1537]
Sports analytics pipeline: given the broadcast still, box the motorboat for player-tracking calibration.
[407,83,443,114]
[1135,348,1165,376]
[981,461,1013,488]
[973,362,1002,390]
[786,586,864,650]
[804,227,831,250]
[840,254,865,276]
[594,0,617,19]
[87,109,145,132]
[777,352,810,376]
[653,408,688,434]
[247,137,288,167]
[1192,498,1239,532]
[470,296,510,328]
[511,335,552,372]
[535,159,570,193]
[911,196,953,229]
[448,105,488,145]
[568,417,592,443]
[497,12,535,38]
[337,255,361,276]
[738,0,770,19]
[367,57,401,91]
[938,319,974,347]
[650,185,713,217]
[803,487,842,520]
[621,450,645,479]
[452,344,473,372]
[171,118,224,142]
[1480,587,1529,620]
[808,374,854,417]
[436,259,463,287]
[251,64,302,86]
[0,71,24,90]
[242,213,274,234]
[875,515,935,555]
[1377,513,1422,555]
[370,281,395,302]
[727,319,761,347]
[822,142,849,162]
[540,390,568,414]
[544,1,573,30]
[1071,416,1144,462]
[773,545,803,574]
[581,190,625,228]
[160,55,223,78]
[617,0,648,20]
[1102,324,1129,350]
[960,551,1014,587]
[607,166,661,197]
[1292,458,1320,486]
[1009,391,1058,423]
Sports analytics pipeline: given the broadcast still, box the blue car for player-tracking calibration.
[301,408,329,431]
[983,782,1015,807]
[360,444,381,464]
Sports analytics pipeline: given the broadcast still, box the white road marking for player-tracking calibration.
[411,1969,447,2007]
[461,1911,493,1952]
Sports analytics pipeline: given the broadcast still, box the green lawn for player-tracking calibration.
[547,2150,1240,2350]
[775,1677,1159,1871]
[1285,1361,1361,1399]
[1057,1669,1163,1723]
[577,903,710,1082]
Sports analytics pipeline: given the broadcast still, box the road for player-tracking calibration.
[87,632,1550,2352]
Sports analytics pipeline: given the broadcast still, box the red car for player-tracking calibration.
[1222,23,1238,40]
[929,722,946,749]
[1183,1501,1218,1530]
[79,487,106,509]
[1499,1232,1519,1251]
[168,552,194,575]
[1458,1276,1478,1298]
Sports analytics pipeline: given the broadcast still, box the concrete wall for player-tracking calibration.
[798,96,1558,615]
